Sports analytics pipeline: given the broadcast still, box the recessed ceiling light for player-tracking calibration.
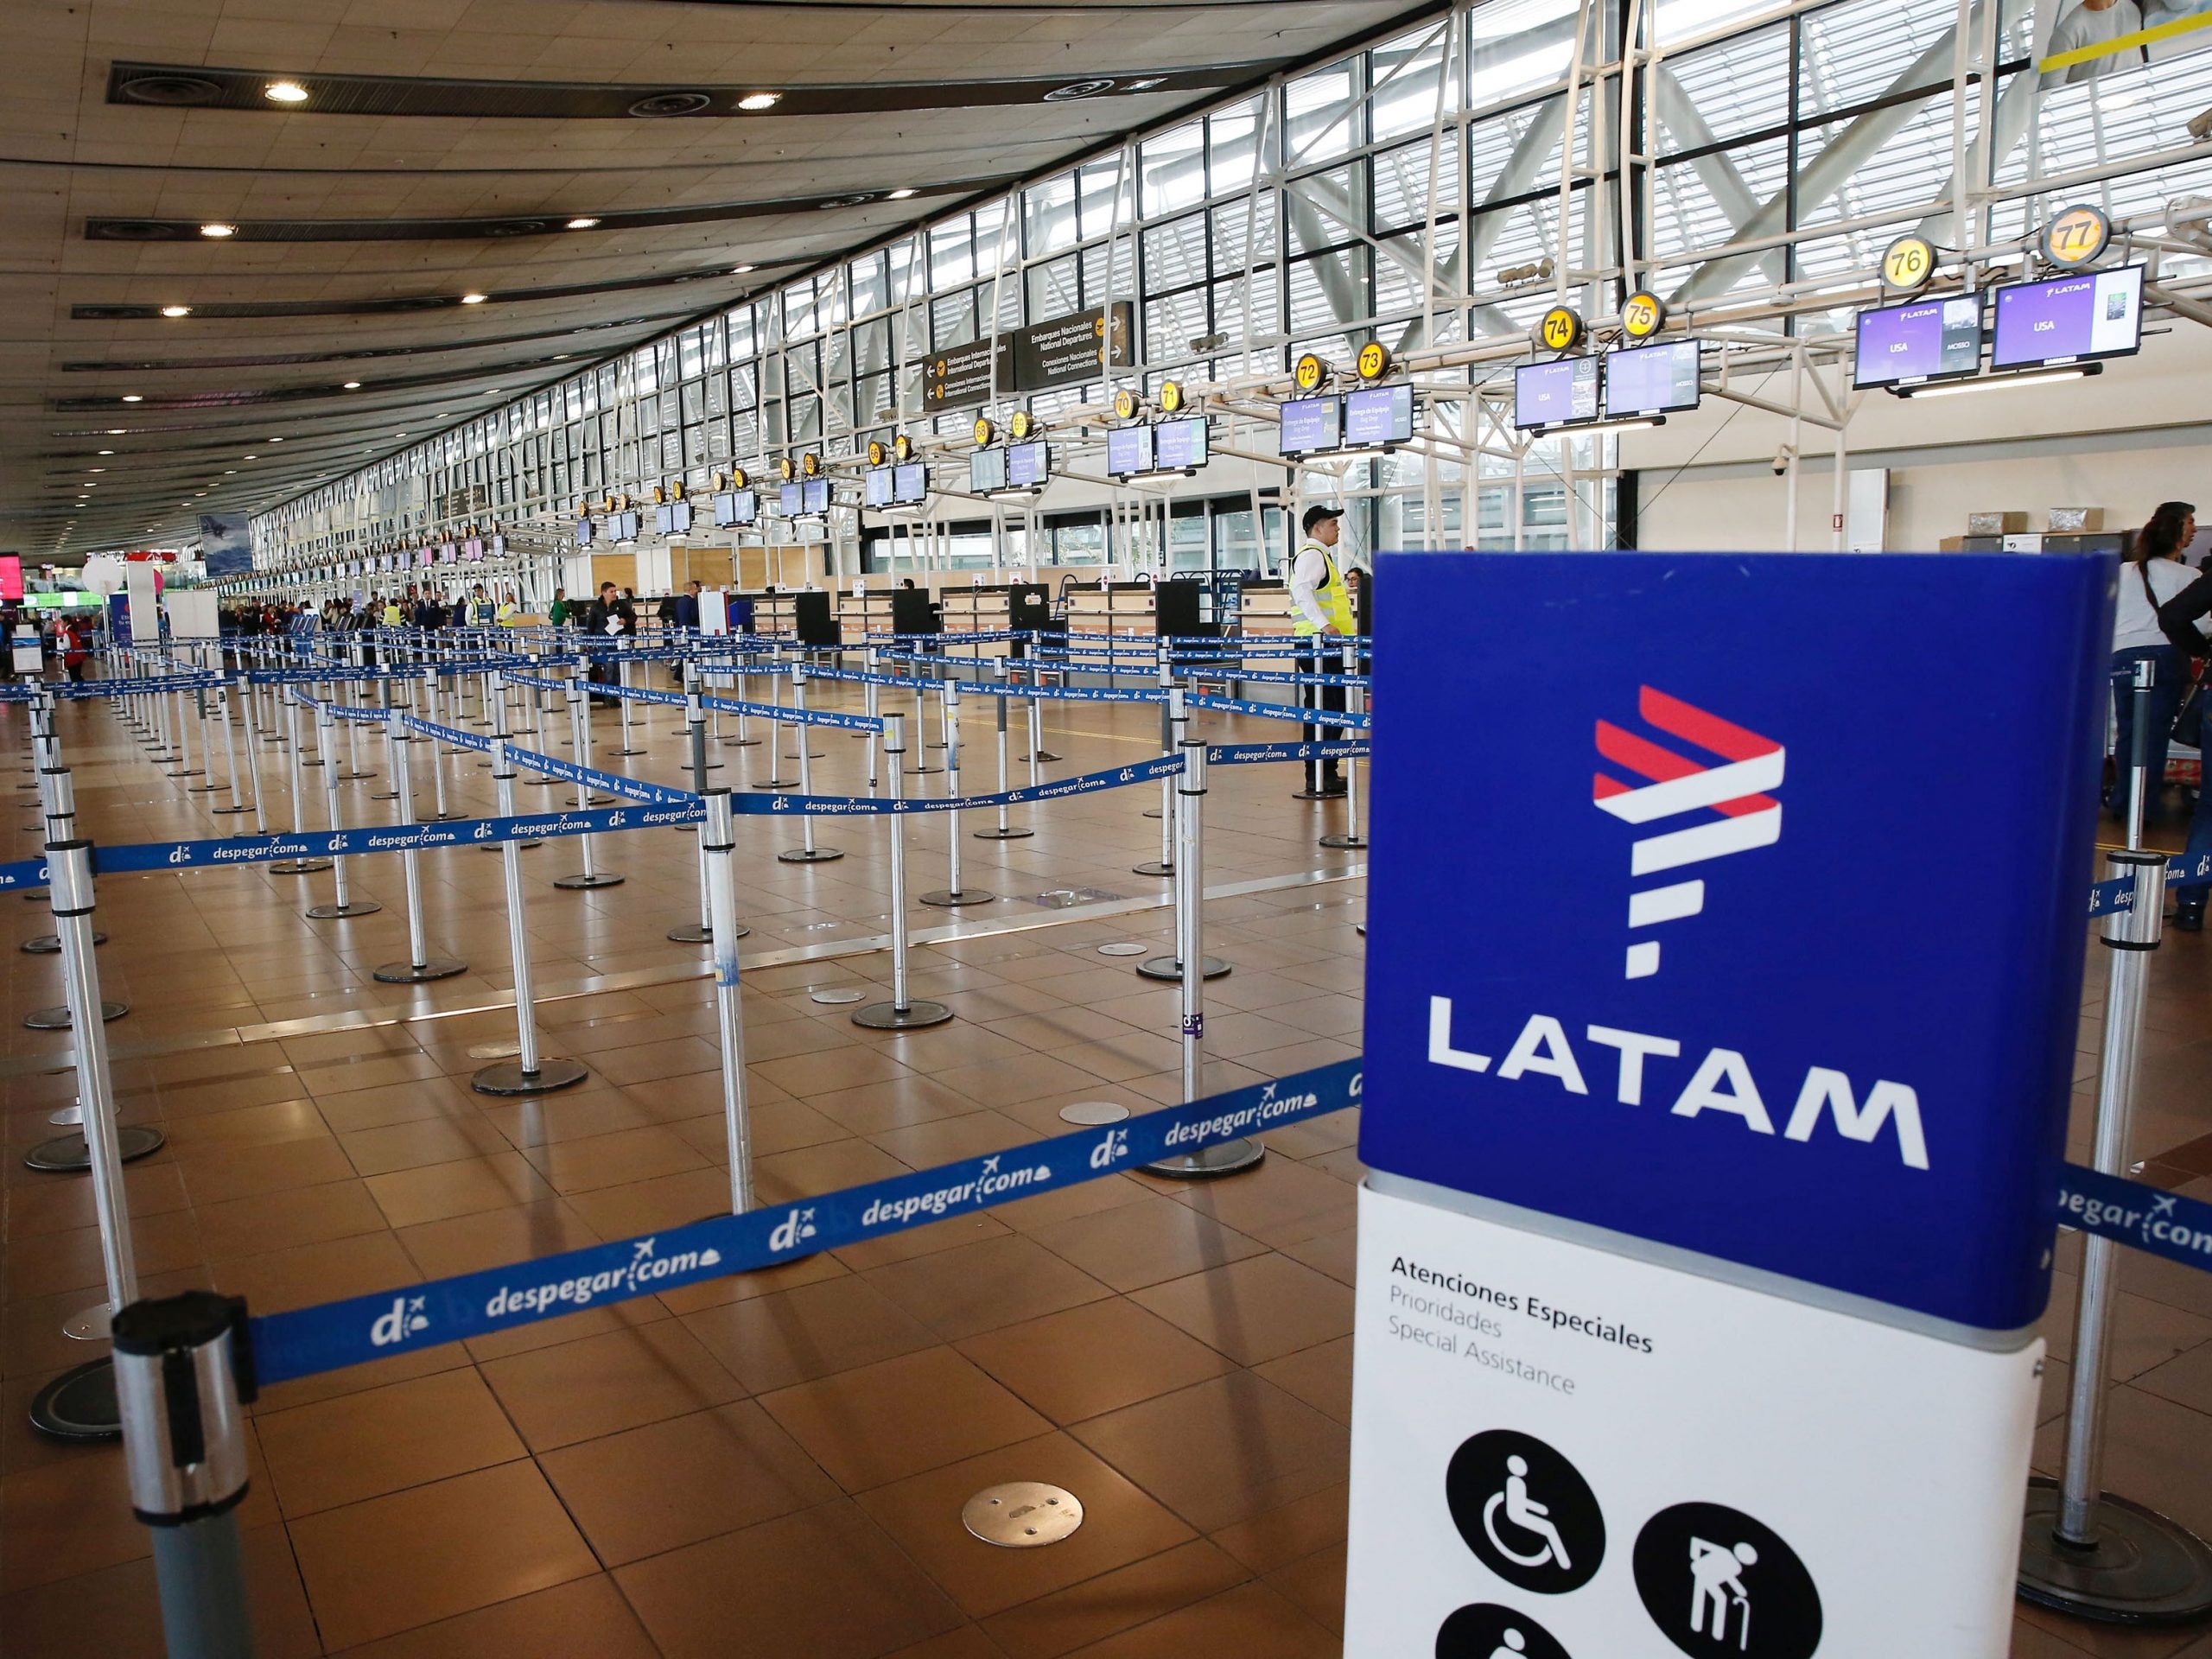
[269,436,283,442]
[243,454,257,460]
[737,92,782,111]
[887,188,918,200]
[566,217,601,230]
[342,380,361,389]
[160,304,192,318]
[98,449,111,455]
[395,431,407,437]
[88,467,104,474]
[122,394,143,403]
[732,264,755,276]
[461,293,486,305]
[264,80,309,104]
[223,469,236,474]
[200,222,236,238]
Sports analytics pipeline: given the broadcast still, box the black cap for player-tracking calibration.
[1301,504,1344,534]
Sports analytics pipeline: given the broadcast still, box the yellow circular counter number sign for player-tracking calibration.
[2043,205,2111,270]
[801,452,821,478]
[1621,291,1666,340]
[892,435,912,463]
[1294,353,1330,393]
[729,467,747,490]
[1357,340,1390,381]
[1113,388,1141,422]
[972,417,995,448]
[1010,410,1033,441]
[867,440,887,467]
[1158,380,1184,414]
[776,458,794,482]
[1880,235,1936,293]
[1538,306,1584,353]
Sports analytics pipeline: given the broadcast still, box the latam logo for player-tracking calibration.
[1593,689,1783,980]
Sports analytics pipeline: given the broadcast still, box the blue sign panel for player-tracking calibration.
[1360,551,2112,1329]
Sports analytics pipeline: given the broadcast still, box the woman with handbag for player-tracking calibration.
[2107,502,2198,825]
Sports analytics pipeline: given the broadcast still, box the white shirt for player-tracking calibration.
[2113,556,2197,652]
[1290,538,1340,632]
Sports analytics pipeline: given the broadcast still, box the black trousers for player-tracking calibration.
[1299,639,1346,792]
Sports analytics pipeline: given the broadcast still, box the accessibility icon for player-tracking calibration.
[1436,1602,1573,1659]
[1632,1502,1821,1658]
[1447,1430,1605,1594]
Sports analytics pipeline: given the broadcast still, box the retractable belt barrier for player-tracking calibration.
[1185,691,1371,728]
[245,1058,1363,1385]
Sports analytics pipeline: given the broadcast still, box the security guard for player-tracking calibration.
[1290,502,1356,796]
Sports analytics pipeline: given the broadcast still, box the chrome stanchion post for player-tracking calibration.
[615,644,644,755]
[305,705,378,919]
[2125,658,2154,853]
[22,794,131,1032]
[1137,691,1230,983]
[853,712,952,1029]
[1319,642,1367,851]
[269,692,330,874]
[702,787,755,1211]
[29,839,163,1441]
[424,674,454,820]
[2019,848,2212,1620]
[22,764,106,958]
[669,664,741,942]
[777,665,841,863]
[112,1290,259,1659]
[863,649,882,793]
[212,683,251,816]
[908,653,940,775]
[472,739,587,1096]
[754,647,796,787]
[524,655,558,786]
[188,679,220,792]
[554,675,623,890]
[1135,669,1178,875]
[373,711,465,983]
[920,683,990,906]
[1142,741,1262,1179]
[976,659,1032,841]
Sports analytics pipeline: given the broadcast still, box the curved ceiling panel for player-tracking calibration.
[106,60,1274,120]
[83,174,1017,243]
[71,260,780,322]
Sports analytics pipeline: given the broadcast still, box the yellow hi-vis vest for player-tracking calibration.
[1292,543,1356,636]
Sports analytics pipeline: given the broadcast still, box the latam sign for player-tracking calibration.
[1360,551,2113,1329]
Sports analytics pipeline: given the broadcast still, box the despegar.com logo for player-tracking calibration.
[1593,688,1783,980]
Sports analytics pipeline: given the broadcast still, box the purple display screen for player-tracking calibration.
[779,482,804,517]
[1991,266,2143,370]
[1603,340,1702,417]
[1106,425,1154,476]
[1853,296,1982,388]
[1343,384,1414,446]
[803,480,830,515]
[1512,358,1597,429]
[1007,441,1049,488]
[1280,396,1340,455]
[864,467,893,507]
[892,464,927,505]
[1152,416,1209,471]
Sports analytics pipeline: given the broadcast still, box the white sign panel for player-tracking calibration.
[124,563,161,643]
[1344,1185,2040,1657]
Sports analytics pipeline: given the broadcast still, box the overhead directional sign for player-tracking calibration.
[921,302,1135,410]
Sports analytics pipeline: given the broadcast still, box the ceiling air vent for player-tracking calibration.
[626,91,714,118]
[816,194,876,210]
[1044,79,1117,101]
[88,220,187,242]
[487,220,550,237]
[118,73,223,105]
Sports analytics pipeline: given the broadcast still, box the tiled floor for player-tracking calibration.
[0,669,2208,1656]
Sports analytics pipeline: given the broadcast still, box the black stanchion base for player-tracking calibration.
[301,757,326,767]
[553,873,626,889]
[719,737,761,748]
[24,1123,166,1171]
[778,847,844,864]
[22,931,104,955]
[269,858,334,874]
[24,1000,129,1031]
[1141,1138,1265,1179]
[1135,955,1231,982]
[785,750,826,760]
[2018,1478,2212,1624]
[667,921,750,943]
[614,747,649,757]
[1293,785,1350,801]
[852,998,954,1030]
[188,780,223,794]
[1132,861,1174,877]
[29,1357,119,1443]
[162,768,204,780]
[334,769,374,781]
[975,826,1034,841]
[478,840,542,852]
[305,901,383,919]
[525,777,563,788]
[752,778,798,790]
[472,1057,589,1096]
[372,957,469,983]
[370,788,399,802]
[1142,807,1164,820]
[907,765,944,778]
[1019,751,1064,764]
[1319,833,1369,850]
[920,888,995,908]
[212,803,255,815]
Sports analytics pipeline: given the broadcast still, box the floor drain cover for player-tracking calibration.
[1058,1102,1131,1125]
[1096,942,1147,957]
[1024,887,1127,910]
[810,988,867,1005]
[467,1042,523,1060]
[963,1482,1084,1548]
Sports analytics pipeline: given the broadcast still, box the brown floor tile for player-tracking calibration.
[957,1298,1236,1425]
[337,1113,512,1179]
[539,1399,840,1566]
[806,1074,992,1136]
[1071,1374,1348,1534]
[364,1151,556,1228]
[1028,1192,1271,1293]
[481,1318,744,1451]
[930,1052,1104,1110]
[1056,1580,1337,1657]
[1253,1334,1353,1426]
[754,1136,913,1205]
[0,1522,319,1659]
[683,1272,940,1394]
[519,1122,710,1193]
[257,1366,525,1517]
[615,1500,965,1659]
[0,1447,149,1593]
[396,1197,601,1280]
[1129,1254,1355,1368]
[754,1043,912,1098]
[289,1461,598,1649]
[761,1347,1051,1491]
[868,1109,1039,1169]
[1207,1483,1351,1575]
[980,1538,1249,1659]
[859,1430,1197,1618]
[864,1232,1112,1343]
[328,1573,661,1659]
[212,1230,422,1317]
[311,1075,480,1133]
